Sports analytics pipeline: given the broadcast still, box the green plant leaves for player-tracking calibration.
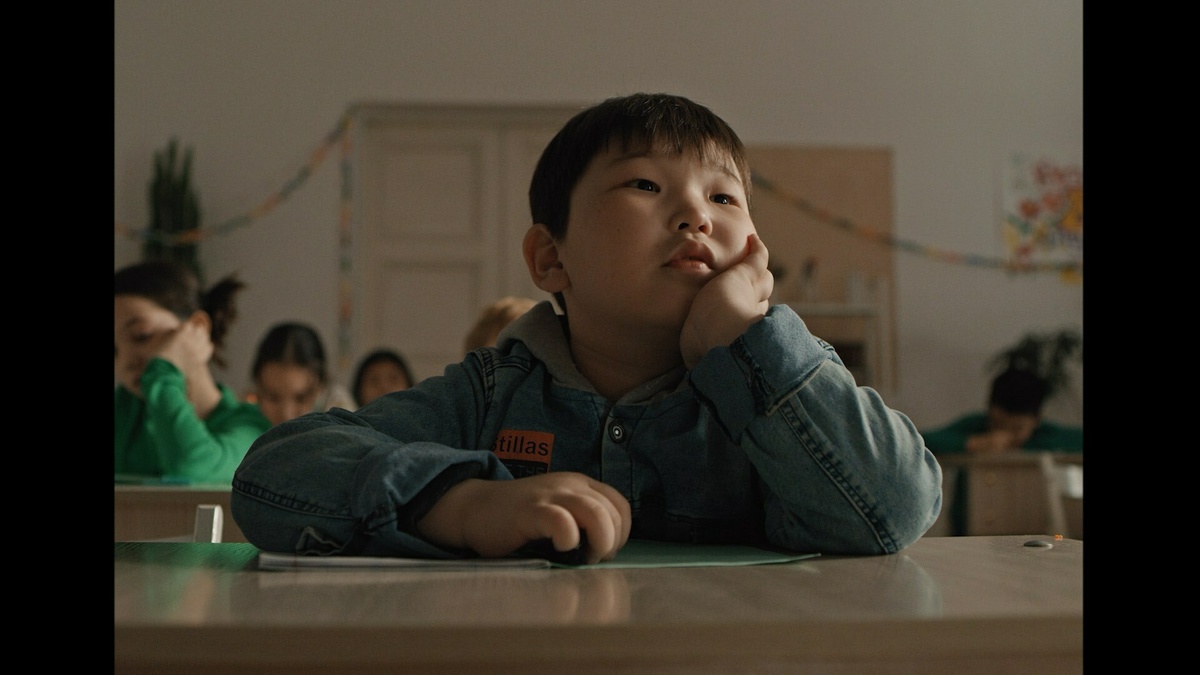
[988,329,1082,398]
[144,137,204,284]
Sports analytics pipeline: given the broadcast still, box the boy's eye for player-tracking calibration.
[712,194,734,205]
[627,178,658,192]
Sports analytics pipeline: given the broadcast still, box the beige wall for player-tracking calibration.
[114,0,1083,428]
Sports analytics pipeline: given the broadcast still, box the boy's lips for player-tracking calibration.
[666,240,716,271]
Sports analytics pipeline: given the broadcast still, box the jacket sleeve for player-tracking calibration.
[231,355,512,557]
[688,305,942,555]
[140,358,269,483]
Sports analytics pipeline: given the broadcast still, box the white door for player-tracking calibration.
[348,105,578,383]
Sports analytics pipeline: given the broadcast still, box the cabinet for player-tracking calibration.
[932,453,1083,539]
[747,145,897,395]
[787,296,892,394]
[114,485,248,543]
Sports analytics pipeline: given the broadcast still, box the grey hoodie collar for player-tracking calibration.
[498,300,688,405]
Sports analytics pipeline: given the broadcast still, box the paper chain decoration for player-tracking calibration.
[114,115,1082,367]
[114,116,1081,278]
[750,173,1082,277]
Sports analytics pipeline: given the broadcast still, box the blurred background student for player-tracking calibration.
[462,296,537,354]
[351,348,415,406]
[922,366,1082,536]
[248,321,356,426]
[922,366,1083,456]
[115,260,270,483]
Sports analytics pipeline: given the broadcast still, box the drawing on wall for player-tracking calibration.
[1001,153,1082,278]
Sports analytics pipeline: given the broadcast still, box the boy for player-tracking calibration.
[232,93,942,562]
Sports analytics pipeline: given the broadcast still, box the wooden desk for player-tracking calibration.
[934,452,1083,539]
[114,535,1083,674]
[114,484,248,543]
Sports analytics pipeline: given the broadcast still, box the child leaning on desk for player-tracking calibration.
[115,260,271,484]
[231,93,943,563]
[921,367,1083,456]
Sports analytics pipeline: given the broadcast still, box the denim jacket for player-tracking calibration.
[231,302,941,557]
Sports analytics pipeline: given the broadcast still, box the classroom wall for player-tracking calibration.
[114,0,1083,428]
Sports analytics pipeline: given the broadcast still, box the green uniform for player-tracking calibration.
[922,413,1083,455]
[115,357,270,483]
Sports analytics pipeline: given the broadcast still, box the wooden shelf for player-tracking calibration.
[785,300,892,394]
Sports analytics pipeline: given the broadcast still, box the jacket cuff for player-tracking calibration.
[689,304,831,441]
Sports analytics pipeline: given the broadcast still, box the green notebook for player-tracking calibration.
[256,539,819,571]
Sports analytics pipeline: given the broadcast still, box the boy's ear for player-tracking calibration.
[523,224,569,293]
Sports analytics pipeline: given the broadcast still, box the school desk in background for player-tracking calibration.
[114,477,248,543]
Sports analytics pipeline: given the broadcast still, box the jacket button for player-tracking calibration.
[608,423,625,443]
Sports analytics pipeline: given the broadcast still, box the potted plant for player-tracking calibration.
[143,137,203,284]
[987,328,1082,400]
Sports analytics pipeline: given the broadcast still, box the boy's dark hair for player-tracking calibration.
[529,92,752,239]
[351,348,416,404]
[252,322,331,385]
[114,259,245,368]
[988,367,1048,415]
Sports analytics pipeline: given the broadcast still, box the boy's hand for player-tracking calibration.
[680,233,773,368]
[417,472,632,564]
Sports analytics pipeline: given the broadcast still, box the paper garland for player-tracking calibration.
[114,120,1081,279]
[750,173,1081,280]
[114,116,1082,365]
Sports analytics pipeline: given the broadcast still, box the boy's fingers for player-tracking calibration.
[590,479,632,548]
[534,503,585,551]
[732,234,773,304]
[540,479,629,562]
[556,492,623,562]
[741,232,769,271]
[572,500,618,562]
[729,234,772,298]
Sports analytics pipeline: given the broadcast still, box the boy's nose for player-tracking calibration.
[677,219,711,233]
[674,200,713,234]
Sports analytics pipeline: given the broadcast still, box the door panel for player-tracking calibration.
[351,106,577,383]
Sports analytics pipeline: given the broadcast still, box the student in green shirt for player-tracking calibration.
[114,260,270,484]
[922,367,1082,535]
[922,367,1082,456]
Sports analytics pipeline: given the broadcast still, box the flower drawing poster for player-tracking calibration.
[1001,153,1082,278]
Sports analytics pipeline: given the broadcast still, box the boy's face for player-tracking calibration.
[553,143,756,336]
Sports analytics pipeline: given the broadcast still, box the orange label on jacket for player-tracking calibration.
[492,429,554,477]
